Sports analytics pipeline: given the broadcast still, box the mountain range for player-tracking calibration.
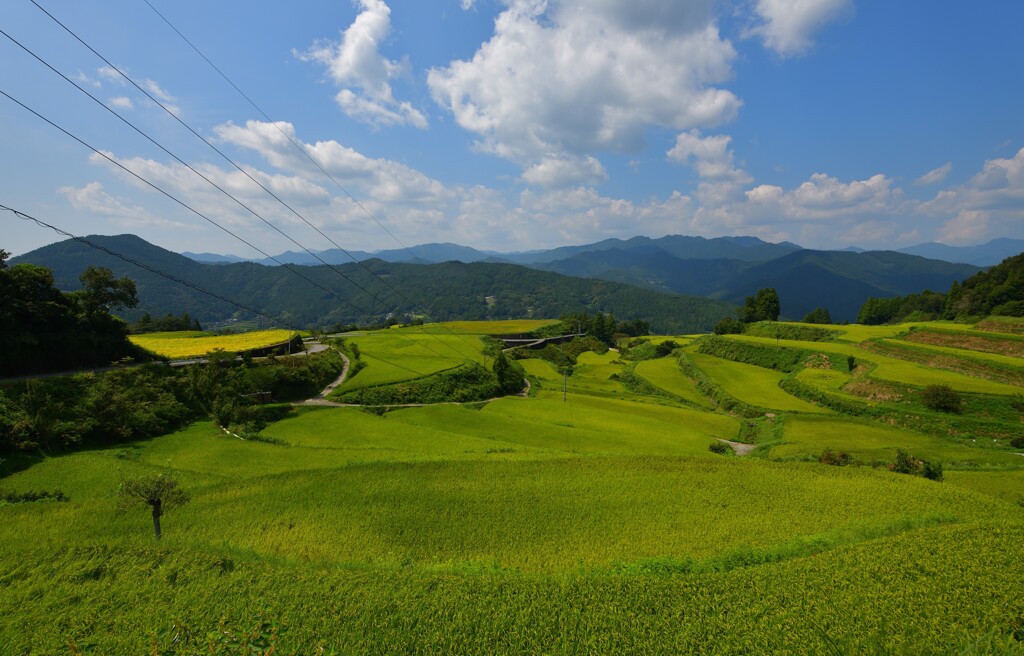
[13,232,1013,327]
[183,235,1023,268]
[11,235,736,334]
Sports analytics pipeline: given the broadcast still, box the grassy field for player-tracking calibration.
[129,329,296,359]
[4,319,1024,653]
[774,415,1023,468]
[634,356,714,408]
[725,334,1024,395]
[688,351,831,413]
[422,319,559,334]
[334,328,485,392]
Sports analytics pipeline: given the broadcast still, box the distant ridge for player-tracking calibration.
[12,235,737,334]
[895,238,1024,266]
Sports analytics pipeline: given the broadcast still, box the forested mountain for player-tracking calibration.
[538,248,981,322]
[715,250,981,322]
[11,236,737,334]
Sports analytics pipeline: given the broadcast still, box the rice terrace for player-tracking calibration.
[2,308,1024,653]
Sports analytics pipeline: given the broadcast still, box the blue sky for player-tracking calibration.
[2,0,1023,257]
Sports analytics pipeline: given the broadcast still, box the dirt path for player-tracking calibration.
[716,438,756,456]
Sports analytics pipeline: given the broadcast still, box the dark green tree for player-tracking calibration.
[492,350,524,394]
[117,470,190,540]
[802,307,832,324]
[742,288,781,323]
[74,266,138,319]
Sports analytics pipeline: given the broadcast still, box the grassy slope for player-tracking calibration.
[3,319,1024,653]
[688,352,831,413]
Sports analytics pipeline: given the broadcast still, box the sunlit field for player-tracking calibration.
[129,329,296,359]
[4,318,1024,653]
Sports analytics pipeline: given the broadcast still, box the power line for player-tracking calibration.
[1,203,432,380]
[30,0,481,363]
[0,87,376,322]
[1,203,289,329]
[0,23,392,318]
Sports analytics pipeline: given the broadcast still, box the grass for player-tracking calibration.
[774,415,1024,469]
[633,357,714,408]
[5,318,1024,653]
[335,328,485,392]
[725,334,1024,395]
[129,329,296,359]
[424,319,559,334]
[688,352,831,413]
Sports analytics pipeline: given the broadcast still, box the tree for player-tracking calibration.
[0,249,9,269]
[492,350,524,394]
[118,470,190,539]
[802,307,832,324]
[742,288,780,323]
[75,266,138,319]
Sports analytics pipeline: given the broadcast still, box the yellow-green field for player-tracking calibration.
[688,351,832,413]
[130,329,296,359]
[4,318,1024,653]
[726,334,1024,394]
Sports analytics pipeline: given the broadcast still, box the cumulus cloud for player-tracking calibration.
[667,130,751,183]
[109,97,133,110]
[917,147,1024,244]
[914,162,952,186]
[428,0,739,182]
[59,182,195,230]
[214,120,447,203]
[296,0,427,128]
[521,155,607,188]
[747,0,853,57]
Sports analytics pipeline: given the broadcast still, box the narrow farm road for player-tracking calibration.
[716,438,756,456]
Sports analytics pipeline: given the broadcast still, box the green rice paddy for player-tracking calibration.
[3,318,1023,653]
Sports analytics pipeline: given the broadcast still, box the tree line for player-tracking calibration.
[856,251,1024,324]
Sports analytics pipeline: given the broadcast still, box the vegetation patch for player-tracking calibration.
[742,321,840,342]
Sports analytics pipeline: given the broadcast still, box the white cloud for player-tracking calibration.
[109,97,133,110]
[917,147,1024,244]
[428,0,739,182]
[521,155,607,188]
[748,0,853,57]
[296,0,427,128]
[59,182,195,230]
[460,0,476,9]
[214,120,447,203]
[914,162,952,186]
[667,130,751,183]
[938,211,991,245]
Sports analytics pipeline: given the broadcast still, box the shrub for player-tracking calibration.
[922,460,944,482]
[708,441,731,455]
[819,450,853,466]
[892,449,921,475]
[1010,436,1024,450]
[922,384,963,413]
[713,317,744,335]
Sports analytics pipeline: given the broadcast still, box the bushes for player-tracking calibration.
[697,336,806,373]
[891,449,943,481]
[820,450,853,466]
[332,363,503,405]
[922,385,963,413]
[708,441,731,455]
